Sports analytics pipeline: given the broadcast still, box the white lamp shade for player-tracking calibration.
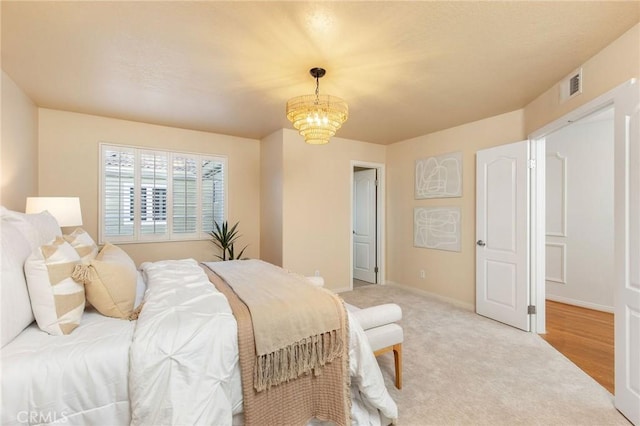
[26,197,83,227]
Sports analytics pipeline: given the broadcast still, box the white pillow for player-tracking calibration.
[0,207,62,250]
[24,237,85,335]
[0,221,35,347]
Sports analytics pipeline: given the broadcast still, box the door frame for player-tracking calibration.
[350,160,385,289]
[528,78,637,334]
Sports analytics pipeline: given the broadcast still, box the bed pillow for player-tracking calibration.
[81,243,137,319]
[0,221,36,347]
[134,271,147,309]
[0,206,62,250]
[63,228,98,264]
[24,237,85,335]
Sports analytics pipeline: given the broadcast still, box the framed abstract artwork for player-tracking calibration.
[415,152,462,199]
[414,207,461,252]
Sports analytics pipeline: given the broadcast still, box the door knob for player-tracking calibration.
[476,240,486,247]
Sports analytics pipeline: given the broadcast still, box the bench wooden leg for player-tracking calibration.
[374,344,403,389]
[393,343,402,389]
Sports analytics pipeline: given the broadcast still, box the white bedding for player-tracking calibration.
[1,272,147,426]
[130,259,243,425]
[1,259,397,425]
[134,259,397,426]
[1,309,135,425]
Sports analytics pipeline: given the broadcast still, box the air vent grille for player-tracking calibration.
[569,73,581,96]
[560,67,583,103]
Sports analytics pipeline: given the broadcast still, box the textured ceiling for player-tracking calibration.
[2,1,639,145]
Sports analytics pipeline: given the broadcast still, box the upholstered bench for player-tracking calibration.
[346,303,403,389]
[304,276,403,389]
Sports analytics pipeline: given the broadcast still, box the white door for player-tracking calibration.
[614,80,640,425]
[353,169,377,283]
[476,140,530,331]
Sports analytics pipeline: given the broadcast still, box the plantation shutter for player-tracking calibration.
[139,150,168,238]
[172,155,199,237]
[100,143,226,243]
[102,145,135,240]
[201,159,225,234]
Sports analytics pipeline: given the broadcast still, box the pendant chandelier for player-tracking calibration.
[286,67,348,145]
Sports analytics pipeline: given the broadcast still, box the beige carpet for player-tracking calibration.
[341,284,630,426]
[353,278,374,289]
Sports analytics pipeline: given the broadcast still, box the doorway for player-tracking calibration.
[351,161,385,289]
[543,106,615,312]
[528,79,639,424]
[475,79,638,422]
[541,106,615,394]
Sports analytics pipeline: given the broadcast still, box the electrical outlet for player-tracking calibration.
[419,270,426,279]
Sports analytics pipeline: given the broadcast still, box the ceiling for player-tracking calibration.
[2,1,639,145]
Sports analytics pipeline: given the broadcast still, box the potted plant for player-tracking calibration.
[209,220,248,260]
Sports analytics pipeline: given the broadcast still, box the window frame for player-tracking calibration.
[99,142,228,244]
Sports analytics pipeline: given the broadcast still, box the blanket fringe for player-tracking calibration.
[254,329,343,391]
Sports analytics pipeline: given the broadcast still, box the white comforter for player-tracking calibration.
[129,259,242,425]
[1,271,147,426]
[1,259,396,425]
[133,259,397,426]
[1,310,135,425]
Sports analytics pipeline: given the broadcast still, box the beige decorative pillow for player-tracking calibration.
[75,243,137,319]
[24,237,85,335]
[63,228,98,264]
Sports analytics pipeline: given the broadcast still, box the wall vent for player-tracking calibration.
[560,67,583,103]
[569,73,581,96]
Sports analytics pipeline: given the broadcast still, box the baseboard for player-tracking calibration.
[333,286,352,294]
[384,281,475,311]
[545,294,614,313]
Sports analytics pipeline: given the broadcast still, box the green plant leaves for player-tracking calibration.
[209,220,248,260]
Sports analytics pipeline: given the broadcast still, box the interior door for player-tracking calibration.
[476,140,530,331]
[614,80,640,425]
[353,169,377,283]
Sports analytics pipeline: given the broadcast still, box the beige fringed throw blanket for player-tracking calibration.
[202,260,350,426]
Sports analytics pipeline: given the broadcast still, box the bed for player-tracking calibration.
[0,206,397,425]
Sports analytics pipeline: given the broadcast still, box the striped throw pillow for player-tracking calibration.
[25,237,85,335]
[63,228,98,264]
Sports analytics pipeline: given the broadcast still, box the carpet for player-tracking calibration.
[340,284,630,426]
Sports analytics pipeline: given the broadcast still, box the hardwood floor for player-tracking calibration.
[542,300,614,394]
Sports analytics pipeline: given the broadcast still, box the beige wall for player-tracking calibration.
[280,129,386,291]
[37,109,260,266]
[260,129,284,266]
[1,71,38,211]
[389,22,639,307]
[525,23,640,134]
[5,22,637,306]
[386,110,525,306]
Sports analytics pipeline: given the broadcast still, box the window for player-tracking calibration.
[100,143,226,243]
